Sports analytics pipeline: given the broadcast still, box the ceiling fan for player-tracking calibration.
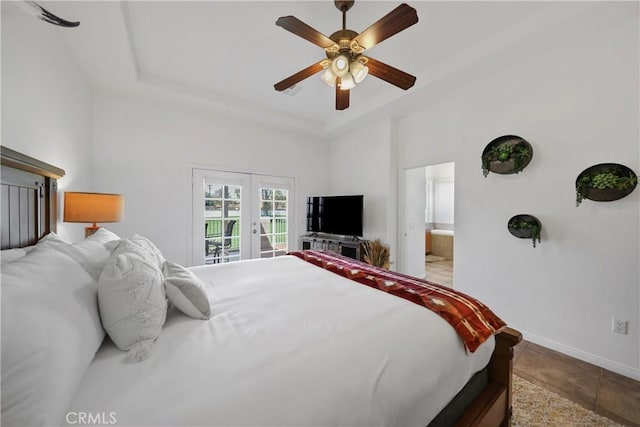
[274,1,418,111]
[20,1,80,27]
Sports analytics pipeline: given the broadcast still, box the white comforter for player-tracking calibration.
[66,256,493,426]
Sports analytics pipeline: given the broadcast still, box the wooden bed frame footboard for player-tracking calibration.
[455,327,522,427]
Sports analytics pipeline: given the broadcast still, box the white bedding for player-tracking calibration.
[66,255,493,427]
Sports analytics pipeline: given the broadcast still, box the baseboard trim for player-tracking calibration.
[519,329,640,381]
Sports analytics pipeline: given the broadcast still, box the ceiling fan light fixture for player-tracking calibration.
[350,60,369,83]
[274,1,418,110]
[338,72,355,90]
[320,68,337,87]
[331,54,350,77]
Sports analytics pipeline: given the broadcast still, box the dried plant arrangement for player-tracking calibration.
[362,239,391,269]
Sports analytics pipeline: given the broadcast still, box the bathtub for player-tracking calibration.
[425,229,454,258]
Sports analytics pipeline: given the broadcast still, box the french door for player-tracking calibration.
[192,170,294,266]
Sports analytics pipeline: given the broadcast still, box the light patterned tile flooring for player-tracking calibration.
[425,257,453,287]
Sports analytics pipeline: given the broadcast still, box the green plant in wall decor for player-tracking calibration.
[481,135,533,177]
[507,215,541,248]
[575,163,637,206]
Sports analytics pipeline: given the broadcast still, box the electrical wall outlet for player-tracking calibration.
[612,317,628,335]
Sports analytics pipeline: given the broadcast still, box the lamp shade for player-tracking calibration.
[64,192,124,224]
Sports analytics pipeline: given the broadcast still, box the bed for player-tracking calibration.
[1,147,521,427]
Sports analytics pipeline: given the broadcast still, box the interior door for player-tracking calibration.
[402,166,427,278]
[192,170,295,266]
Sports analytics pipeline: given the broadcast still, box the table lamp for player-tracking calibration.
[64,192,124,237]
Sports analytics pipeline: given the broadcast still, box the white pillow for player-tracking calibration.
[163,261,211,320]
[1,246,105,427]
[39,229,120,280]
[0,247,31,266]
[131,233,165,267]
[86,227,120,245]
[38,231,68,243]
[0,231,66,267]
[98,251,167,362]
[110,234,165,269]
[111,237,156,264]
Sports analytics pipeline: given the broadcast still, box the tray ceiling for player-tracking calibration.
[10,1,596,136]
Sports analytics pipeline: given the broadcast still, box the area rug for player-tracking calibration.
[512,375,624,426]
[425,255,447,263]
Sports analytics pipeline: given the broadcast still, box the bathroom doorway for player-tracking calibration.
[424,162,454,286]
[401,161,455,287]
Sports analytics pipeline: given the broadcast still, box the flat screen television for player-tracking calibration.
[306,195,364,237]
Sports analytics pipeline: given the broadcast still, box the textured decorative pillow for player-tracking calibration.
[131,233,165,268]
[98,252,167,362]
[163,261,211,320]
[111,238,156,264]
[1,245,104,426]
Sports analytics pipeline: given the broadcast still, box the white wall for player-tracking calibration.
[395,4,639,378]
[425,162,455,181]
[325,3,639,378]
[1,2,93,242]
[91,91,330,266]
[327,119,398,262]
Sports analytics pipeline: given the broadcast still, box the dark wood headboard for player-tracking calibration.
[1,146,65,249]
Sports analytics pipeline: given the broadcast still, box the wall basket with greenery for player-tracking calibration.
[575,163,637,206]
[481,135,533,177]
[507,214,541,248]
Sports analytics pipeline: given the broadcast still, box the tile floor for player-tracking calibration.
[424,256,640,426]
[424,257,453,287]
[514,340,640,426]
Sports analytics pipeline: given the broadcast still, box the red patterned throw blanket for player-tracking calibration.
[289,250,505,353]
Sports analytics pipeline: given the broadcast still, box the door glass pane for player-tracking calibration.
[226,185,241,200]
[204,181,241,265]
[259,186,288,258]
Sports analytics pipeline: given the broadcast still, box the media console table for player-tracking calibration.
[299,235,369,261]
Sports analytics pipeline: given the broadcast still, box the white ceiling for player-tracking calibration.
[15,1,596,136]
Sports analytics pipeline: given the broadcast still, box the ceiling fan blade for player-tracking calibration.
[276,16,337,49]
[352,4,418,50]
[274,61,326,92]
[366,57,416,90]
[335,78,350,110]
